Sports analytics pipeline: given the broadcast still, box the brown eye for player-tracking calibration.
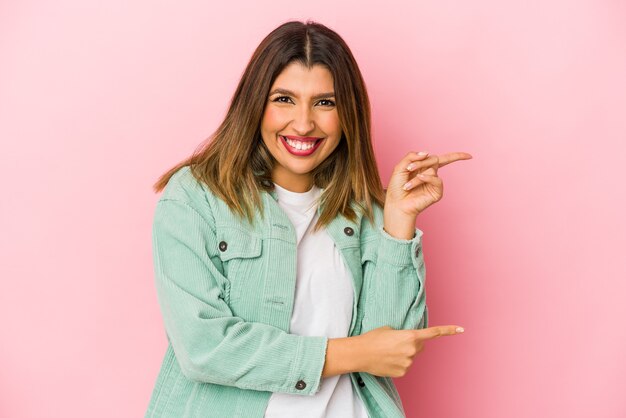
[317,99,335,107]
[272,96,292,104]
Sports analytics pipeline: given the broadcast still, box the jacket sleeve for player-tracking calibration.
[151,198,328,395]
[356,208,428,335]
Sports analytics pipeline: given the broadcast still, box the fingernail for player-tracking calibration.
[406,163,415,171]
[403,181,412,190]
[418,151,428,156]
[456,327,464,333]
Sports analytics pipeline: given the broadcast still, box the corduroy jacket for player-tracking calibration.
[145,166,428,418]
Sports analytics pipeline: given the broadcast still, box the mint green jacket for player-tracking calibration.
[145,166,428,418]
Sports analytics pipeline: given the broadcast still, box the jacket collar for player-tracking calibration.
[262,187,361,247]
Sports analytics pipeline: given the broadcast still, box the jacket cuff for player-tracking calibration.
[377,225,424,266]
[288,335,329,395]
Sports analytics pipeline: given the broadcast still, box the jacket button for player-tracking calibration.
[343,226,354,236]
[218,241,228,252]
[357,377,365,388]
[295,380,306,390]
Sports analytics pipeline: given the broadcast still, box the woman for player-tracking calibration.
[146,20,471,418]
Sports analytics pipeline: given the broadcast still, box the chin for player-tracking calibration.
[284,164,316,175]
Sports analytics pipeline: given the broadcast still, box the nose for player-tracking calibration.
[291,105,315,135]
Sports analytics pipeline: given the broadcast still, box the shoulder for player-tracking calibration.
[157,165,217,227]
[158,165,262,231]
[160,166,207,202]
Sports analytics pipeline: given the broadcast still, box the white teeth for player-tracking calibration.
[283,137,316,151]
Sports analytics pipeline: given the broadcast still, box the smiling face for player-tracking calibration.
[260,61,342,192]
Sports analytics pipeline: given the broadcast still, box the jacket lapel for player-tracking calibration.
[264,188,364,336]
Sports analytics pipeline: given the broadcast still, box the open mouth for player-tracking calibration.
[279,135,324,156]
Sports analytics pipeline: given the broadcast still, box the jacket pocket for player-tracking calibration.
[216,226,263,304]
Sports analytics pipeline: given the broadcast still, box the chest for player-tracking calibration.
[210,192,366,337]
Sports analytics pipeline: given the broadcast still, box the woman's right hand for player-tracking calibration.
[354,325,464,377]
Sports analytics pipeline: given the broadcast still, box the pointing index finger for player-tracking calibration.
[414,325,465,340]
[437,152,473,168]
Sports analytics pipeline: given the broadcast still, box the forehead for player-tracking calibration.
[270,62,334,93]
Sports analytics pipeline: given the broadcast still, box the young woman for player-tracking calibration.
[145,20,471,418]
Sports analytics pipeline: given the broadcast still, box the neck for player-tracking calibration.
[271,167,313,193]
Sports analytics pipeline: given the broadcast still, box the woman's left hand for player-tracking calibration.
[383,150,472,239]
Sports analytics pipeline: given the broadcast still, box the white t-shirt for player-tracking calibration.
[263,182,369,418]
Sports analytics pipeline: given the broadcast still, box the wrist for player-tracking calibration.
[322,336,364,377]
[383,210,418,240]
[347,334,369,374]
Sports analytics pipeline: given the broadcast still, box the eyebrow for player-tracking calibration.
[268,88,335,100]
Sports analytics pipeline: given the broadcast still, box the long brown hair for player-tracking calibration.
[153,20,386,231]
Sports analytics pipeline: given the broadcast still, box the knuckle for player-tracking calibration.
[394,161,407,171]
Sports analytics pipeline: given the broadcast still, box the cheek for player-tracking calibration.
[262,107,284,132]
[320,112,341,134]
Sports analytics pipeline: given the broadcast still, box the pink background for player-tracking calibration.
[1,1,625,417]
